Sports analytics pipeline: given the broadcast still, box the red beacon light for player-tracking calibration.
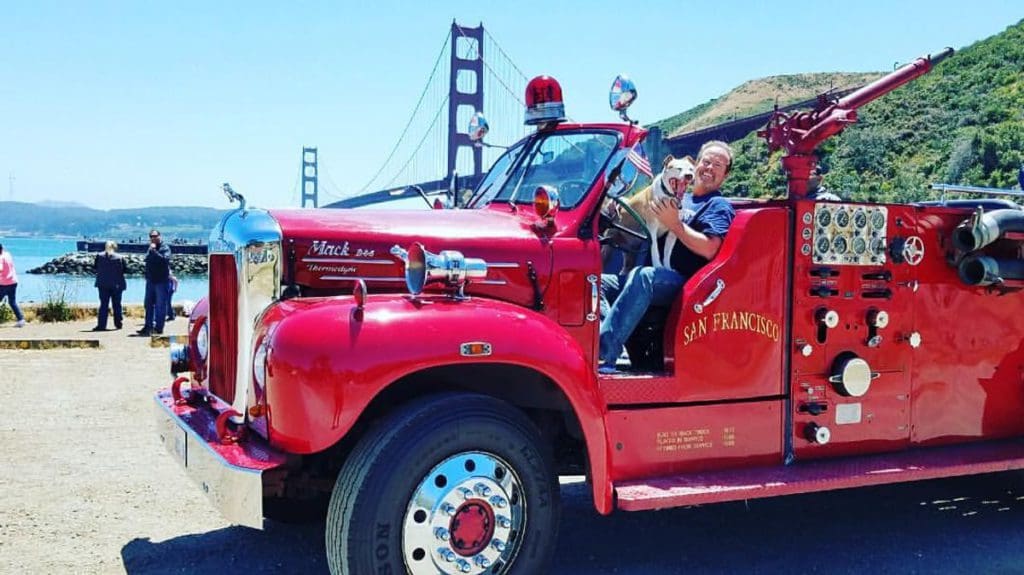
[524,75,566,127]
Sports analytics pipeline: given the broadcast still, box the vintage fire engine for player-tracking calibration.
[155,47,1024,574]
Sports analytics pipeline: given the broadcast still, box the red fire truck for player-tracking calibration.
[155,48,1024,574]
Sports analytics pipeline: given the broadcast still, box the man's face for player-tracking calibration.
[150,232,161,245]
[695,147,729,192]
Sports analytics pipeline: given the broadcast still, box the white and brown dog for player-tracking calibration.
[617,154,695,267]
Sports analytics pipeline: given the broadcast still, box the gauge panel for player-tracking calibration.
[812,204,887,265]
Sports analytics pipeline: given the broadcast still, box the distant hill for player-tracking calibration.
[0,202,227,241]
[660,19,1024,201]
[651,72,884,137]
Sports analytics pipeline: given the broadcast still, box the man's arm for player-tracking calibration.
[651,197,723,260]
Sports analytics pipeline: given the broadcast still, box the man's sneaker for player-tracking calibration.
[14,320,25,328]
[136,328,152,336]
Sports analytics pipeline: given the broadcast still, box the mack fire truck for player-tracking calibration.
[155,48,1024,574]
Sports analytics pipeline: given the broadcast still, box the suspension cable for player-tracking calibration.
[382,95,450,189]
[356,31,450,195]
[483,28,528,82]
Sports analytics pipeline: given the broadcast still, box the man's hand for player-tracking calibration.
[650,197,681,229]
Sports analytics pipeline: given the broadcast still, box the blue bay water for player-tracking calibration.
[0,236,208,305]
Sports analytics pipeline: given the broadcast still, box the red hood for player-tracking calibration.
[269,207,554,305]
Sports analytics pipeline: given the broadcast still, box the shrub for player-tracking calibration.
[0,302,12,324]
[36,279,77,323]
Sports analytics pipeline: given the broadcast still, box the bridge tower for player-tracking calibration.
[301,147,319,208]
[447,22,484,203]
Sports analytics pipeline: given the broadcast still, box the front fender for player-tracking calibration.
[260,295,611,510]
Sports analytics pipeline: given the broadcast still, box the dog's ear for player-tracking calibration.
[662,154,675,169]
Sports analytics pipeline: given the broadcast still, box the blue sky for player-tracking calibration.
[1,1,1021,210]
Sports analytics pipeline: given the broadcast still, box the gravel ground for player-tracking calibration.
[3,318,1024,574]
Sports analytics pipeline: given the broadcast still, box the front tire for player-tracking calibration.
[325,393,560,575]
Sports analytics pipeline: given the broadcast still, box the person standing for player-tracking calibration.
[806,165,841,201]
[93,241,127,331]
[0,243,26,327]
[138,229,172,336]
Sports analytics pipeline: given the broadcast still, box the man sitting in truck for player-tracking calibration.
[599,140,736,374]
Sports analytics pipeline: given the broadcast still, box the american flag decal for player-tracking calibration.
[627,145,652,178]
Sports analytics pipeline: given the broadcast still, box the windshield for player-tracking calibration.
[470,130,621,209]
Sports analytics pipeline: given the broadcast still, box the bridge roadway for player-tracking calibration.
[2,318,1023,573]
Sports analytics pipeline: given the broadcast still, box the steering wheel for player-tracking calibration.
[598,194,652,252]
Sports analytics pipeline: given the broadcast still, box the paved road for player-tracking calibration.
[3,319,1024,574]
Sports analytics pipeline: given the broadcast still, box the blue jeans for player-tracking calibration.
[0,283,24,322]
[144,280,169,332]
[599,267,685,366]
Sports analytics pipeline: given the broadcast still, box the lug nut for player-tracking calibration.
[440,503,457,517]
[456,558,471,573]
[457,487,473,500]
[474,483,492,498]
[489,495,508,509]
[475,556,491,568]
[438,548,456,562]
[434,527,450,541]
[491,539,506,553]
[496,515,512,528]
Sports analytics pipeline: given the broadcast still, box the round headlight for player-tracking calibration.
[253,341,269,389]
[196,322,209,362]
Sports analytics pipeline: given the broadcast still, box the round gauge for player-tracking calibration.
[816,209,832,227]
[834,209,850,228]
[870,237,886,254]
[802,212,813,225]
[870,210,885,229]
[832,236,849,254]
[802,228,812,240]
[852,236,867,255]
[816,235,831,254]
[801,244,811,255]
[853,209,868,228]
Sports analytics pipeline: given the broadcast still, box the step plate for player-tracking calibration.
[615,439,1024,511]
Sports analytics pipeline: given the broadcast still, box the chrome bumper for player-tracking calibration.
[153,388,287,529]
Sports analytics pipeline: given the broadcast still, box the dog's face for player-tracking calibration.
[659,155,696,198]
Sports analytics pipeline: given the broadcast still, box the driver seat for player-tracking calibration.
[624,305,669,372]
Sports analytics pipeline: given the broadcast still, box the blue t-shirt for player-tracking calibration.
[656,191,735,277]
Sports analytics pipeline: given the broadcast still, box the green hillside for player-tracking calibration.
[651,72,883,137]
[711,19,1024,201]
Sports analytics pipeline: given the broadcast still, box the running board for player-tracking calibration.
[615,439,1024,511]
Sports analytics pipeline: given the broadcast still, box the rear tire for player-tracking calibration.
[325,393,560,574]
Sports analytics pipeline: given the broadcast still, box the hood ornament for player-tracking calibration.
[222,182,247,211]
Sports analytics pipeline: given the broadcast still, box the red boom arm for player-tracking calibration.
[760,48,954,198]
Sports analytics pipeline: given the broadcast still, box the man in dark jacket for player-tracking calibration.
[138,229,172,336]
[94,241,127,331]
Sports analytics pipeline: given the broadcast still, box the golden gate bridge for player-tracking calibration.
[299,21,864,209]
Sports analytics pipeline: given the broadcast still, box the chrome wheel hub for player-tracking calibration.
[402,451,525,574]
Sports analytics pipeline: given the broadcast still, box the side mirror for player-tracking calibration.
[468,112,489,143]
[609,75,637,122]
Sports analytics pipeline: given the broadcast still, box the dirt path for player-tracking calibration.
[0,319,231,573]
[3,319,1024,574]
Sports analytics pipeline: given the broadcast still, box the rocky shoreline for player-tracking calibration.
[27,252,208,276]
